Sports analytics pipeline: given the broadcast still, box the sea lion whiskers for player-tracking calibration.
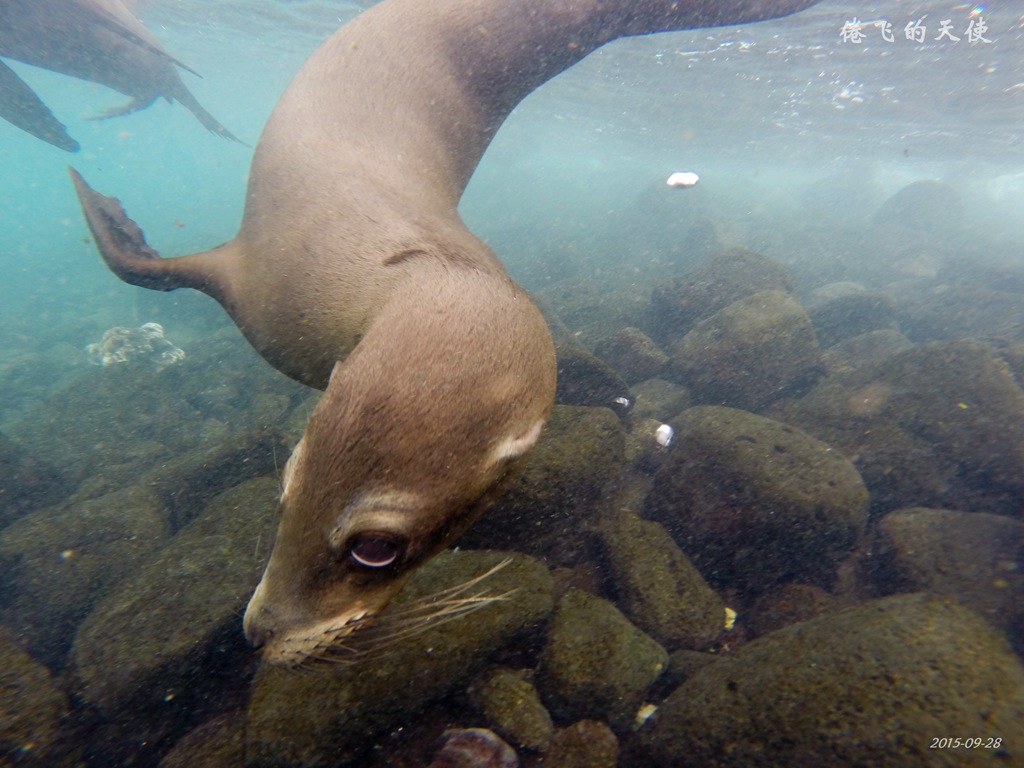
[295,559,515,667]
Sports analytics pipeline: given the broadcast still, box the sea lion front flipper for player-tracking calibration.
[0,60,79,152]
[68,167,229,298]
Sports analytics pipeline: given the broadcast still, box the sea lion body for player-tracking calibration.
[71,0,820,666]
[0,0,239,150]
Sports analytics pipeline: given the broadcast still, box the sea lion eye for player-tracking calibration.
[349,535,401,568]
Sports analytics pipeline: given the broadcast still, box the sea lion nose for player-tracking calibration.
[243,601,275,649]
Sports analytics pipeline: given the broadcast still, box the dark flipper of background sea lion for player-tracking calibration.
[0,0,242,149]
[0,60,78,151]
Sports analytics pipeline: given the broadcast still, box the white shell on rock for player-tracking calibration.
[655,423,674,447]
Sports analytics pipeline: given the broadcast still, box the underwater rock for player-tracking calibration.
[0,484,168,669]
[0,431,72,529]
[670,290,824,410]
[536,278,651,348]
[597,510,724,650]
[627,378,690,423]
[874,507,1024,649]
[158,711,246,768]
[0,624,73,767]
[650,247,796,340]
[428,728,518,768]
[820,328,914,377]
[894,280,1024,344]
[9,328,306,493]
[69,477,281,716]
[632,593,1024,767]
[745,582,842,638]
[806,281,898,348]
[86,322,186,371]
[7,363,205,488]
[468,668,554,751]
[245,550,554,768]
[542,719,618,768]
[592,327,668,384]
[646,406,869,592]
[536,588,668,733]
[775,339,1024,518]
[872,179,965,237]
[553,342,632,415]
[460,405,624,567]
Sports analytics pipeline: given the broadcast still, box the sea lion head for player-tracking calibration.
[243,268,555,667]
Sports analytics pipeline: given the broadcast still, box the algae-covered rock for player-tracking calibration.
[745,582,842,637]
[70,477,280,714]
[536,588,667,733]
[0,625,72,767]
[158,711,246,768]
[671,290,823,409]
[776,339,1024,517]
[628,378,690,423]
[245,550,554,768]
[0,432,71,529]
[651,248,796,340]
[0,484,169,668]
[7,364,205,487]
[875,507,1024,643]
[598,511,723,650]
[462,405,624,565]
[593,327,668,384]
[633,593,1024,767]
[468,667,554,751]
[553,343,632,413]
[646,406,869,591]
[806,282,898,348]
[543,719,618,768]
[821,328,913,376]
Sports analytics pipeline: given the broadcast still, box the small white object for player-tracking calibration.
[614,396,632,408]
[666,171,700,188]
[655,423,674,447]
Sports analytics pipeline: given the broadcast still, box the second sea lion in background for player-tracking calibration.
[70,0,822,666]
[0,0,241,151]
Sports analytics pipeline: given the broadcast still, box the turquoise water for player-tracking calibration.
[3,1,1022,374]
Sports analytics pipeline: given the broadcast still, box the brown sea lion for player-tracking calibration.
[0,0,240,151]
[70,0,821,666]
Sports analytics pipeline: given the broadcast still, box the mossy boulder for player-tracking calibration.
[468,667,554,751]
[462,405,624,566]
[0,485,168,669]
[536,588,667,733]
[69,477,281,715]
[646,406,868,592]
[776,340,1024,517]
[633,593,1024,767]
[651,248,796,340]
[671,290,823,409]
[875,507,1024,647]
[598,511,724,650]
[0,625,73,767]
